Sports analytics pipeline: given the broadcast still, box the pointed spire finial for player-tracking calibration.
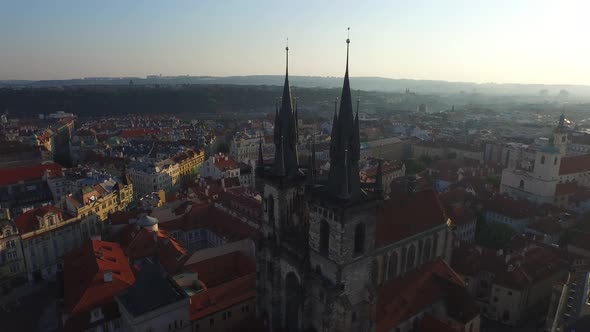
[346,28,350,73]
[285,38,289,76]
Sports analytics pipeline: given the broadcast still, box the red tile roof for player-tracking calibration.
[0,162,63,186]
[14,205,63,234]
[376,190,448,248]
[213,156,239,171]
[484,195,535,220]
[159,203,257,242]
[418,314,460,332]
[555,181,578,196]
[189,273,256,321]
[452,242,565,289]
[119,128,160,138]
[560,154,590,175]
[63,240,135,315]
[184,251,255,288]
[376,259,472,332]
[112,225,188,275]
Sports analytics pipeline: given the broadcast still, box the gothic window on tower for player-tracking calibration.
[406,244,416,271]
[423,238,432,262]
[320,220,330,254]
[388,252,398,279]
[354,223,365,254]
[267,195,275,223]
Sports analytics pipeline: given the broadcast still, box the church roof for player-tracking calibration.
[376,189,447,248]
[560,154,590,175]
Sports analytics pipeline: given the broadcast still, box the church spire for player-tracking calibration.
[273,41,299,178]
[327,28,361,199]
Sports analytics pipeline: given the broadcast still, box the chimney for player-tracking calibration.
[104,270,113,283]
[221,178,225,188]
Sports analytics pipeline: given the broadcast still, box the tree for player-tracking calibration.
[475,219,516,249]
[216,141,230,154]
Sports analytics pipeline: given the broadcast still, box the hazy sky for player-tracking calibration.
[1,0,589,85]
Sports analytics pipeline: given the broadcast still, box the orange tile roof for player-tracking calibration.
[63,240,135,315]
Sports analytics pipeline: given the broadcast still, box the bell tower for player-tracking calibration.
[256,42,309,332]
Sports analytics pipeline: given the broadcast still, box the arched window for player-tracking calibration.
[418,239,424,265]
[320,220,329,254]
[388,252,398,279]
[267,195,275,223]
[401,247,407,274]
[540,155,545,164]
[354,223,365,254]
[406,244,416,271]
[432,234,439,259]
[519,180,524,189]
[423,238,432,262]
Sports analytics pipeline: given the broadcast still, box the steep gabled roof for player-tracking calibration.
[376,189,448,247]
[376,259,473,332]
[0,162,63,186]
[14,205,63,234]
[63,240,135,315]
[560,154,590,175]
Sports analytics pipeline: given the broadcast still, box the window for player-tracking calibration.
[267,261,273,282]
[267,195,275,222]
[320,220,329,254]
[540,155,545,164]
[388,252,398,279]
[519,180,524,189]
[406,244,416,271]
[554,157,558,165]
[354,223,365,254]
[423,238,432,262]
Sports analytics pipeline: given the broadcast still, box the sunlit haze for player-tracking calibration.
[1,0,589,85]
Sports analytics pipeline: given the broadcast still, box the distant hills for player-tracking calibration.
[2,75,590,98]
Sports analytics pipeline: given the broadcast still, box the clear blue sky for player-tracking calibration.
[1,0,588,84]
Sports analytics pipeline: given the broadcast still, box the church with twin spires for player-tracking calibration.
[255,32,478,332]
